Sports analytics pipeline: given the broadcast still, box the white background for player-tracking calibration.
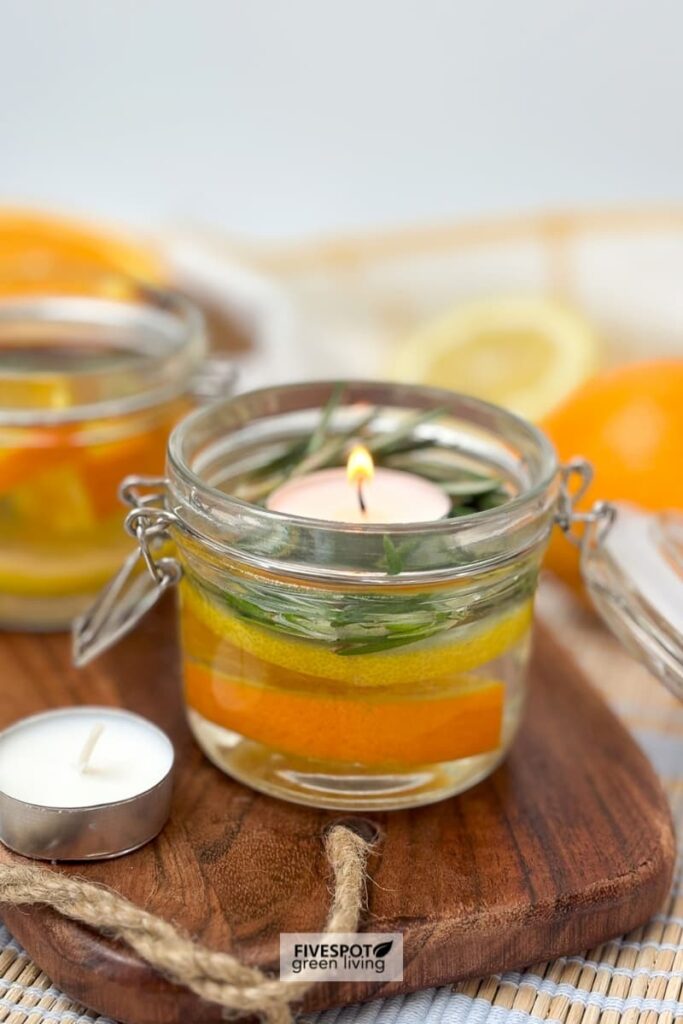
[1,0,681,239]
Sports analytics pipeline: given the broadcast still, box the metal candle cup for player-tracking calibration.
[0,707,174,861]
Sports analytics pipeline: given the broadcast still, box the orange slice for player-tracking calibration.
[184,660,504,766]
[0,425,80,495]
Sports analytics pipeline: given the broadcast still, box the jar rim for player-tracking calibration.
[167,379,558,541]
[0,286,206,426]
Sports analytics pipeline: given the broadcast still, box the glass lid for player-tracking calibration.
[581,502,683,701]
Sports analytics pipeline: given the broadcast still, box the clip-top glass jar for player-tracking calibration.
[76,381,559,809]
[0,284,232,631]
[75,380,683,810]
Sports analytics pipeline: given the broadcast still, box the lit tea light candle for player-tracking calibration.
[267,445,450,524]
[0,707,174,861]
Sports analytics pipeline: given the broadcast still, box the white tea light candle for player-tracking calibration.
[0,708,172,807]
[0,707,174,860]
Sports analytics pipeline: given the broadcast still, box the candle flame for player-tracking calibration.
[346,445,374,485]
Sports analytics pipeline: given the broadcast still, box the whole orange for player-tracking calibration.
[541,359,683,592]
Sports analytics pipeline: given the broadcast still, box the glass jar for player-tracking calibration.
[0,285,232,631]
[76,380,683,810]
[76,381,568,810]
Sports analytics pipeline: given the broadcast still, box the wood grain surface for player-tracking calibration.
[0,599,675,1024]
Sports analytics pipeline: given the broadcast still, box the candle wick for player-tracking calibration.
[78,723,105,774]
[357,480,367,515]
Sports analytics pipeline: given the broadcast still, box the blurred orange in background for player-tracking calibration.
[542,360,683,592]
[0,209,255,362]
[0,209,165,296]
[0,210,186,626]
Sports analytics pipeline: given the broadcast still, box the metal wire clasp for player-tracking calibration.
[556,458,616,549]
[120,476,183,589]
[72,476,182,666]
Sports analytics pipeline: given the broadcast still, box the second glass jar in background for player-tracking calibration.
[0,284,222,631]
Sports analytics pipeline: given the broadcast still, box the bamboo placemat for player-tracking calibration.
[0,578,679,1024]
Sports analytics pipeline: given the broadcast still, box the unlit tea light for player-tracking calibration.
[0,707,174,861]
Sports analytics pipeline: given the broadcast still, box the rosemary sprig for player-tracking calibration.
[303,381,346,456]
[231,384,511,519]
[291,407,377,478]
[234,403,377,502]
[442,479,502,496]
[380,536,421,575]
[194,566,536,657]
[366,407,446,456]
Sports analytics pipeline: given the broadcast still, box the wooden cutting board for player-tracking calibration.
[0,599,675,1024]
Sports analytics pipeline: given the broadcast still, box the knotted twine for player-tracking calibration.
[0,824,371,1024]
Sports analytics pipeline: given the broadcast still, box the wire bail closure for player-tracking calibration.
[556,458,616,549]
[72,476,181,667]
[120,476,183,589]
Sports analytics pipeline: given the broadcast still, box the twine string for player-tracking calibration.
[0,824,371,1024]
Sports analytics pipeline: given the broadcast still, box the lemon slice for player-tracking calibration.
[181,577,533,686]
[391,296,600,421]
[0,544,127,596]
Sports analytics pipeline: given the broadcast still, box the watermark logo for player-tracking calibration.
[280,932,403,982]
